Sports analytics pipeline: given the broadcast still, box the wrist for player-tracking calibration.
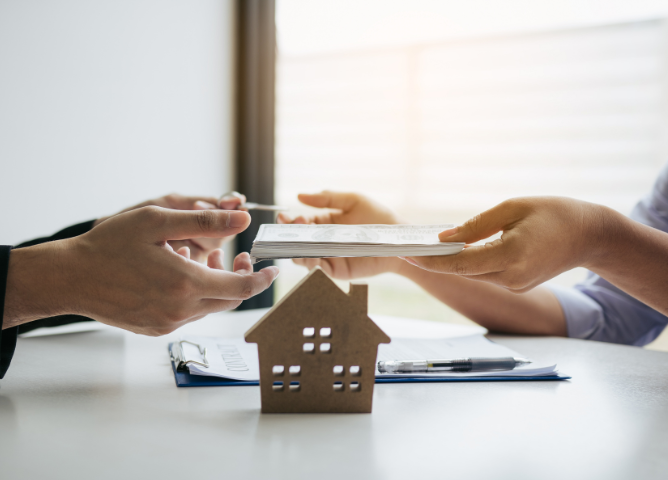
[581,204,631,271]
[3,240,80,328]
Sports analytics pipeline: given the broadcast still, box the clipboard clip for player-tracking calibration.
[170,340,209,372]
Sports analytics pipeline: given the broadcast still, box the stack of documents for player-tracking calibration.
[249,224,465,263]
[170,315,568,386]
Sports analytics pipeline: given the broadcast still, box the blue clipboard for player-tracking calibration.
[168,344,570,387]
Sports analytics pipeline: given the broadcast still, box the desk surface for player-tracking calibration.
[1,311,666,480]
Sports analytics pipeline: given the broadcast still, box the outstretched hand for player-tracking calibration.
[277,191,404,280]
[405,197,600,292]
[93,193,247,263]
[4,206,278,335]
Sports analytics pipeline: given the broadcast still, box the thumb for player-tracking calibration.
[439,200,523,243]
[142,207,251,241]
[297,191,359,212]
[219,192,246,210]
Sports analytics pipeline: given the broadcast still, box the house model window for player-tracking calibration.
[245,267,391,413]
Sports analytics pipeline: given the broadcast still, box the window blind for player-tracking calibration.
[276,19,668,225]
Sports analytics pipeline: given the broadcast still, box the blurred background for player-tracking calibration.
[274,0,668,349]
[0,0,235,245]
[1,0,666,349]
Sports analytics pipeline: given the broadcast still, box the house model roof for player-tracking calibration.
[245,267,390,346]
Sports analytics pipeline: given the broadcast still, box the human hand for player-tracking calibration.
[405,197,605,293]
[93,192,247,263]
[277,191,405,280]
[4,206,278,335]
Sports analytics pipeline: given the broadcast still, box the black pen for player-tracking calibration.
[377,357,532,373]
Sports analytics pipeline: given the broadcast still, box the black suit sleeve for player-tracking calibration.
[15,220,96,248]
[0,245,17,379]
[0,220,96,378]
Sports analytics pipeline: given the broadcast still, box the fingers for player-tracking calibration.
[293,257,323,270]
[291,215,309,224]
[438,199,526,244]
[314,258,336,276]
[279,212,331,226]
[194,200,217,210]
[233,252,253,274]
[176,246,191,260]
[163,193,220,210]
[199,265,279,300]
[142,207,251,241]
[219,191,247,210]
[406,241,508,276]
[207,249,225,269]
[278,212,303,224]
[297,191,359,212]
[277,213,323,226]
[292,257,341,277]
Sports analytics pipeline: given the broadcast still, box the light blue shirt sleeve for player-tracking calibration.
[546,163,668,346]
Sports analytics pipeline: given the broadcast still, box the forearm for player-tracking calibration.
[587,207,668,316]
[5,220,97,332]
[2,242,77,329]
[393,259,567,335]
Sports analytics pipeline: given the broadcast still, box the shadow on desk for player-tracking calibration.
[0,395,17,433]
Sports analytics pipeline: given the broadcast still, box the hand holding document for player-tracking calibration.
[249,224,465,263]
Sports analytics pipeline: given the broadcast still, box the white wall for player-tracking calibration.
[0,0,235,245]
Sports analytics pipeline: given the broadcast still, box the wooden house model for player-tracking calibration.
[245,267,391,413]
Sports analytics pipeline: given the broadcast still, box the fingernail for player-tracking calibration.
[220,191,243,202]
[228,211,249,228]
[439,227,459,240]
[398,256,418,266]
[265,267,279,278]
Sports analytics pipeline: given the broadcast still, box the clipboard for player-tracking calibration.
[170,340,258,387]
[168,342,570,387]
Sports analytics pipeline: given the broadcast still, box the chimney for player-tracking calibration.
[348,283,368,311]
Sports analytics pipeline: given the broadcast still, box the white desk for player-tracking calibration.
[1,311,667,480]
